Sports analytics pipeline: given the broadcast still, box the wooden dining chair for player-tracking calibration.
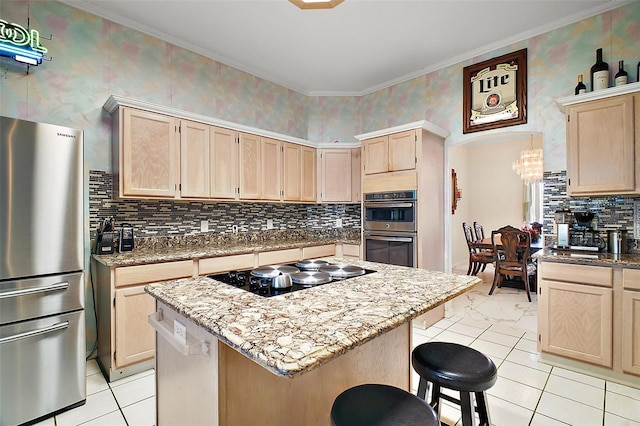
[472,221,494,272]
[463,222,496,276]
[473,222,485,241]
[490,225,537,302]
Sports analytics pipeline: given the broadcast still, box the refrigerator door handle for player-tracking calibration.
[0,281,69,299]
[0,321,69,345]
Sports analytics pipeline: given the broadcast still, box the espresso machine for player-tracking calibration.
[554,209,602,251]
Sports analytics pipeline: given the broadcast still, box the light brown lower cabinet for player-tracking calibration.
[622,269,640,375]
[94,259,194,381]
[538,261,639,379]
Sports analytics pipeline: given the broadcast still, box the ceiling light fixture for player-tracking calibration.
[289,0,344,10]
[512,136,543,185]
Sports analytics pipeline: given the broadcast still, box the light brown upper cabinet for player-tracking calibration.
[107,97,317,203]
[180,120,211,199]
[209,126,239,199]
[239,132,261,200]
[301,145,317,202]
[283,142,302,201]
[566,92,640,196]
[283,143,316,202]
[319,148,360,203]
[115,107,179,198]
[261,137,282,201]
[362,130,416,175]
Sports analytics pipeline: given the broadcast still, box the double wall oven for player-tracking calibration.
[363,190,417,267]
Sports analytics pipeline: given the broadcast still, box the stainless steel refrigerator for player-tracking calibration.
[0,116,86,425]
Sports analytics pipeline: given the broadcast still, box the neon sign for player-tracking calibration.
[0,19,47,65]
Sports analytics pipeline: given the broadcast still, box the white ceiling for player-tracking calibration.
[63,0,624,96]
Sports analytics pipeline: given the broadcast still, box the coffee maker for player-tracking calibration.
[554,209,572,248]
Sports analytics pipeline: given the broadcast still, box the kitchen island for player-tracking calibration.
[145,258,480,425]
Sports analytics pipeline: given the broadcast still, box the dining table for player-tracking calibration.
[474,235,544,254]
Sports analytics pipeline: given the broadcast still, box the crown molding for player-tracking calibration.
[354,120,449,141]
[555,81,640,111]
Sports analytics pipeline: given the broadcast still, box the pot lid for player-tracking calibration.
[295,259,332,270]
[318,264,365,278]
[251,265,299,278]
[290,271,332,286]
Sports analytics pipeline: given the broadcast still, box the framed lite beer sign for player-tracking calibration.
[462,48,527,134]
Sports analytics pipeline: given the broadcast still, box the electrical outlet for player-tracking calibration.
[336,218,343,228]
[266,219,274,230]
[232,225,239,234]
[200,220,208,232]
[173,319,187,345]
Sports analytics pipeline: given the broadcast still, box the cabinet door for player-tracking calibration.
[261,138,282,201]
[351,148,361,202]
[320,149,352,202]
[180,120,210,198]
[363,136,389,175]
[539,279,613,367]
[121,108,177,198]
[239,133,261,200]
[301,146,317,202]
[114,286,156,368]
[567,95,635,195]
[622,290,640,375]
[283,142,301,201]
[388,130,416,172]
[210,126,238,199]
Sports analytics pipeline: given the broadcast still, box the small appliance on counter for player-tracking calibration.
[607,229,628,254]
[553,209,603,252]
[554,209,572,249]
[119,223,134,252]
[93,217,115,255]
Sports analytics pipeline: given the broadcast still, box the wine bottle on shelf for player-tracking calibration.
[614,60,628,86]
[574,74,587,95]
[637,60,639,83]
[590,48,609,91]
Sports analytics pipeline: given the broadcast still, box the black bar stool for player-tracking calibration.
[331,383,439,426]
[412,342,497,426]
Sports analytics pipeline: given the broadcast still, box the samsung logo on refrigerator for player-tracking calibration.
[57,132,76,138]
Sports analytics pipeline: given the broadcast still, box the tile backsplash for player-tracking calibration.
[542,171,639,251]
[89,170,361,237]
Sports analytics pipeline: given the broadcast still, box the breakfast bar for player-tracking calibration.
[145,258,480,425]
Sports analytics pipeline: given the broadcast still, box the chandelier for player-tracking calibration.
[512,137,543,184]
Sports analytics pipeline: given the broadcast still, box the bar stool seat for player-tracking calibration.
[331,383,439,426]
[412,342,497,426]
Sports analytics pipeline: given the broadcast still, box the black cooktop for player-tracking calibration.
[207,263,376,298]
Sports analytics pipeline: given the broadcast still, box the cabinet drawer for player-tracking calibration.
[342,244,361,258]
[199,254,255,275]
[623,268,640,290]
[114,260,193,287]
[540,262,612,288]
[302,244,335,259]
[258,249,301,266]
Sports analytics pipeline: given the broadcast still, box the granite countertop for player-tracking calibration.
[93,230,360,267]
[534,247,640,268]
[144,257,480,378]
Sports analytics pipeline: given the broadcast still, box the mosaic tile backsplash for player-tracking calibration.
[542,171,639,252]
[89,170,361,238]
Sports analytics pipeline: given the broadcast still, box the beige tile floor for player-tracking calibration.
[35,268,639,426]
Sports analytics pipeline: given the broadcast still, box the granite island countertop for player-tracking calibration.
[534,247,640,268]
[145,257,480,378]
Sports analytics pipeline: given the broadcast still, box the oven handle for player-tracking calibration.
[365,235,415,243]
[0,321,69,345]
[363,202,414,209]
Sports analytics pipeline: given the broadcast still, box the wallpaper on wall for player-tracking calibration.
[2,1,639,172]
